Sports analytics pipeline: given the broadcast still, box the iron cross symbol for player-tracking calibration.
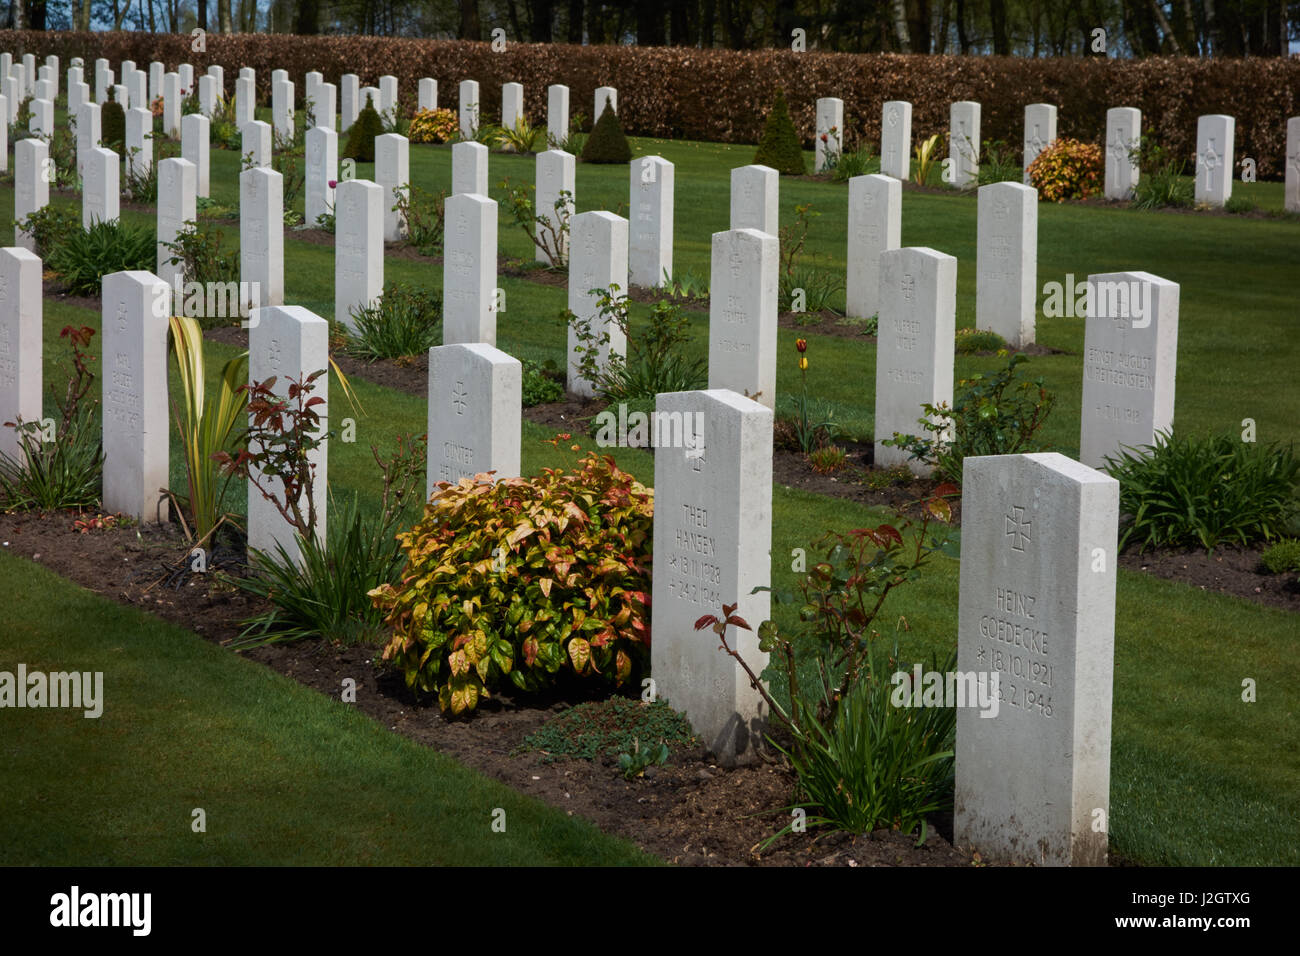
[1005,506,1031,552]
[1108,129,1129,164]
[1289,140,1300,179]
[1029,123,1045,153]
[451,381,467,414]
[887,107,898,128]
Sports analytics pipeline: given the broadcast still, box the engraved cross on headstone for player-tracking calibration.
[1004,505,1032,552]
[1199,136,1220,192]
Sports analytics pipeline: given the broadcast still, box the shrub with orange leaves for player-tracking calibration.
[1027,137,1104,203]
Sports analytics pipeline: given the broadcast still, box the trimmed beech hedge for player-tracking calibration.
[6,30,1298,178]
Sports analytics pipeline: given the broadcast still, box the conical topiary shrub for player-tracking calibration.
[101,93,126,154]
[581,98,631,164]
[754,89,806,176]
[342,101,384,163]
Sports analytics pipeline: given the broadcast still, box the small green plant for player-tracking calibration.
[161,219,240,308]
[122,147,160,203]
[345,282,443,361]
[830,145,875,182]
[500,177,572,268]
[0,325,104,511]
[494,116,544,154]
[392,182,446,254]
[808,444,848,474]
[314,209,336,232]
[342,101,384,162]
[912,133,942,186]
[618,738,670,779]
[1103,433,1300,552]
[14,204,81,259]
[778,202,842,314]
[977,138,1021,185]
[787,338,834,452]
[837,313,878,336]
[522,358,564,407]
[753,88,806,176]
[1132,138,1193,210]
[863,463,914,490]
[48,219,155,296]
[883,352,1056,485]
[517,697,697,764]
[581,102,631,164]
[1223,195,1257,215]
[954,326,1008,354]
[1261,539,1300,574]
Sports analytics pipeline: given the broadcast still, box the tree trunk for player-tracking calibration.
[955,0,968,53]
[990,0,1009,54]
[530,0,554,41]
[1149,0,1183,52]
[891,0,910,51]
[459,0,482,40]
[908,0,931,54]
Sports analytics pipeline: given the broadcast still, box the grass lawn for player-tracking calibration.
[1,110,1296,866]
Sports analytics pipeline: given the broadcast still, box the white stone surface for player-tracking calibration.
[594,86,616,123]
[459,79,479,140]
[547,83,568,146]
[1194,113,1235,207]
[333,179,383,334]
[177,63,193,95]
[0,246,43,463]
[14,139,49,250]
[101,270,171,523]
[1104,107,1141,200]
[1287,117,1300,214]
[242,119,272,168]
[873,246,956,473]
[240,167,285,311]
[148,61,162,104]
[535,149,575,265]
[156,157,196,292]
[207,64,224,104]
[442,193,499,346]
[1079,271,1179,468]
[305,126,338,228]
[815,97,843,173]
[567,211,628,396]
[83,146,119,229]
[846,174,901,320]
[452,140,489,196]
[955,452,1118,867]
[375,133,409,242]
[629,155,674,288]
[94,63,112,104]
[76,100,100,177]
[949,100,980,188]
[708,228,778,409]
[163,71,181,138]
[976,181,1038,347]
[315,82,337,131]
[880,100,912,181]
[651,388,772,766]
[340,73,359,131]
[418,78,437,112]
[125,108,153,181]
[1023,103,1057,185]
[198,74,217,117]
[127,67,146,111]
[425,342,521,498]
[359,85,380,115]
[501,81,523,131]
[729,164,778,234]
[246,305,329,567]
[272,78,295,145]
[379,74,398,126]
[181,113,210,198]
[29,98,53,138]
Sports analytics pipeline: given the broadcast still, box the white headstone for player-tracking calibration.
[35,77,54,103]
[1023,103,1058,185]
[880,100,912,180]
[246,305,329,567]
[452,141,489,196]
[459,79,480,139]
[949,100,980,188]
[29,98,53,138]
[418,77,437,112]
[873,246,957,474]
[207,65,224,104]
[0,97,7,173]
[442,193,499,346]
[1079,271,1179,469]
[535,149,575,265]
[1194,114,1234,207]
[239,67,255,84]
[708,228,778,409]
[1287,117,1300,214]
[125,108,153,181]
[148,61,163,104]
[156,157,196,292]
[567,211,628,396]
[76,101,101,178]
[94,63,111,104]
[0,247,42,463]
[305,126,338,228]
[846,173,901,320]
[375,133,410,242]
[21,53,34,93]
[304,71,323,121]
[340,74,359,131]
[163,71,181,138]
[111,83,128,111]
[547,83,569,146]
[101,270,171,523]
[501,81,523,131]
[359,85,381,116]
[729,164,778,235]
[629,155,674,288]
[67,79,86,124]
[240,167,285,311]
[0,53,11,79]
[379,74,398,125]
[271,69,287,87]
[815,97,843,173]
[314,82,337,131]
[955,451,1118,867]
[594,86,617,123]
[198,74,217,117]
[127,67,146,111]
[1104,107,1141,201]
[235,75,255,130]
[425,342,521,498]
[272,78,295,145]
[181,113,210,198]
[651,388,772,767]
[14,139,49,250]
[83,146,120,229]
[333,179,383,334]
[177,63,194,95]
[242,119,272,168]
[976,181,1038,347]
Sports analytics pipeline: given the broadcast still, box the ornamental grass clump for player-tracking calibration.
[372,452,654,714]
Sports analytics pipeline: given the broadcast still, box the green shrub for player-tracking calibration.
[345,282,442,361]
[954,327,1008,354]
[1132,140,1193,210]
[342,102,384,163]
[1104,433,1300,552]
[1261,539,1300,574]
[883,352,1056,485]
[1223,195,1257,215]
[392,183,445,255]
[977,138,1021,185]
[580,102,631,164]
[161,219,240,293]
[522,358,564,407]
[754,89,806,176]
[49,220,155,296]
[830,145,875,182]
[372,453,654,714]
[101,96,126,153]
[14,204,81,259]
[517,696,697,764]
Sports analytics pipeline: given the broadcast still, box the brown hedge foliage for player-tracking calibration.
[5,31,1297,178]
